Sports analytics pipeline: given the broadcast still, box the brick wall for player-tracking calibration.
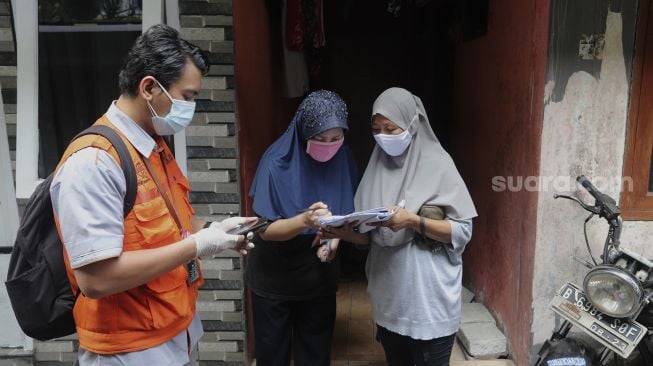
[1,1,246,365]
[180,0,246,364]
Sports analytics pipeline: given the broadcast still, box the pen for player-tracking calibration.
[297,208,316,213]
[390,200,406,215]
[298,203,329,213]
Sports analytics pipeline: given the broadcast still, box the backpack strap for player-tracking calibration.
[72,125,137,217]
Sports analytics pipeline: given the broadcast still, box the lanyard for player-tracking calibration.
[140,147,201,285]
[140,148,183,231]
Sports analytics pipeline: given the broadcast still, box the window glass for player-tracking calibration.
[37,0,142,177]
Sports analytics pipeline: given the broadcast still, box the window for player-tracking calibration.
[14,0,186,199]
[38,1,143,177]
[622,0,653,220]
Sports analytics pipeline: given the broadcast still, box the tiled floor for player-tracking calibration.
[330,278,516,366]
[254,277,516,366]
[331,279,386,365]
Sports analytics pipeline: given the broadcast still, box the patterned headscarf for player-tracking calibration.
[249,90,357,222]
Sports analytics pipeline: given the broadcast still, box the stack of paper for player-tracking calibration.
[318,207,395,233]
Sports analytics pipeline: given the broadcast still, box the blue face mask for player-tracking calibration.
[147,80,196,135]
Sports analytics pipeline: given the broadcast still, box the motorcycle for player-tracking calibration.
[535,176,653,366]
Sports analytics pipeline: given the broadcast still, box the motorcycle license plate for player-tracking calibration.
[549,282,646,358]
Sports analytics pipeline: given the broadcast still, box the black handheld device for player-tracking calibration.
[226,218,269,235]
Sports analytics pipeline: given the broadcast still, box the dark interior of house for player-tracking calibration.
[283,0,461,277]
[322,0,457,170]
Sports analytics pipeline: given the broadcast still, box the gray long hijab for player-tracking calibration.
[354,87,477,247]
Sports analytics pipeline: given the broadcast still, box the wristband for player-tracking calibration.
[419,216,425,236]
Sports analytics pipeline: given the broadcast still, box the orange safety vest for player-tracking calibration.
[53,116,203,354]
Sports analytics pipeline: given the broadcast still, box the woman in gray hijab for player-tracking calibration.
[328,87,477,365]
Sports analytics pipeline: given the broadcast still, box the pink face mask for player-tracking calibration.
[306,138,344,162]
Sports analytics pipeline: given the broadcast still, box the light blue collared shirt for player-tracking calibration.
[51,102,156,269]
[50,102,202,366]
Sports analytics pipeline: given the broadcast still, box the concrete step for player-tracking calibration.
[462,286,475,303]
[452,337,515,366]
[461,303,496,324]
[457,296,509,359]
[458,322,508,359]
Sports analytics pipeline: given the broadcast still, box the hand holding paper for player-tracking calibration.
[370,205,417,232]
[318,206,396,233]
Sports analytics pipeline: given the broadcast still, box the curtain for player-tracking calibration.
[38,30,140,178]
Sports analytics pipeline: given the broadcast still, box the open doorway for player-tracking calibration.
[319,0,457,287]
[321,0,456,164]
[319,1,458,362]
[234,0,465,363]
[318,0,457,175]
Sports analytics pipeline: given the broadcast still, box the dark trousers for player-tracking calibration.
[251,292,336,366]
[376,325,456,366]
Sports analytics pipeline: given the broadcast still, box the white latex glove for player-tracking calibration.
[192,228,250,257]
[210,216,259,233]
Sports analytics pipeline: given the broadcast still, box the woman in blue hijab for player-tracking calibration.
[246,90,357,366]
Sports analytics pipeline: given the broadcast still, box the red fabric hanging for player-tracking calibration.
[286,0,325,51]
[286,0,304,51]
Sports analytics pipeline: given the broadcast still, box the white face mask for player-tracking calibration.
[147,80,196,136]
[373,114,416,156]
[374,130,412,156]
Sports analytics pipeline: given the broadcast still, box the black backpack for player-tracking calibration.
[4,125,137,341]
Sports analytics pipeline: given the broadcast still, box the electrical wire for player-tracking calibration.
[584,212,598,265]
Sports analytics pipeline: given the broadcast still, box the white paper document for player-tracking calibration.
[318,207,395,233]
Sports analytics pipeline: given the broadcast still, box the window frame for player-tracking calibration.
[0,87,18,247]
[14,0,187,199]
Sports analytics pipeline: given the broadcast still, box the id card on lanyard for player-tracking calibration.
[182,230,201,285]
[142,146,202,286]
